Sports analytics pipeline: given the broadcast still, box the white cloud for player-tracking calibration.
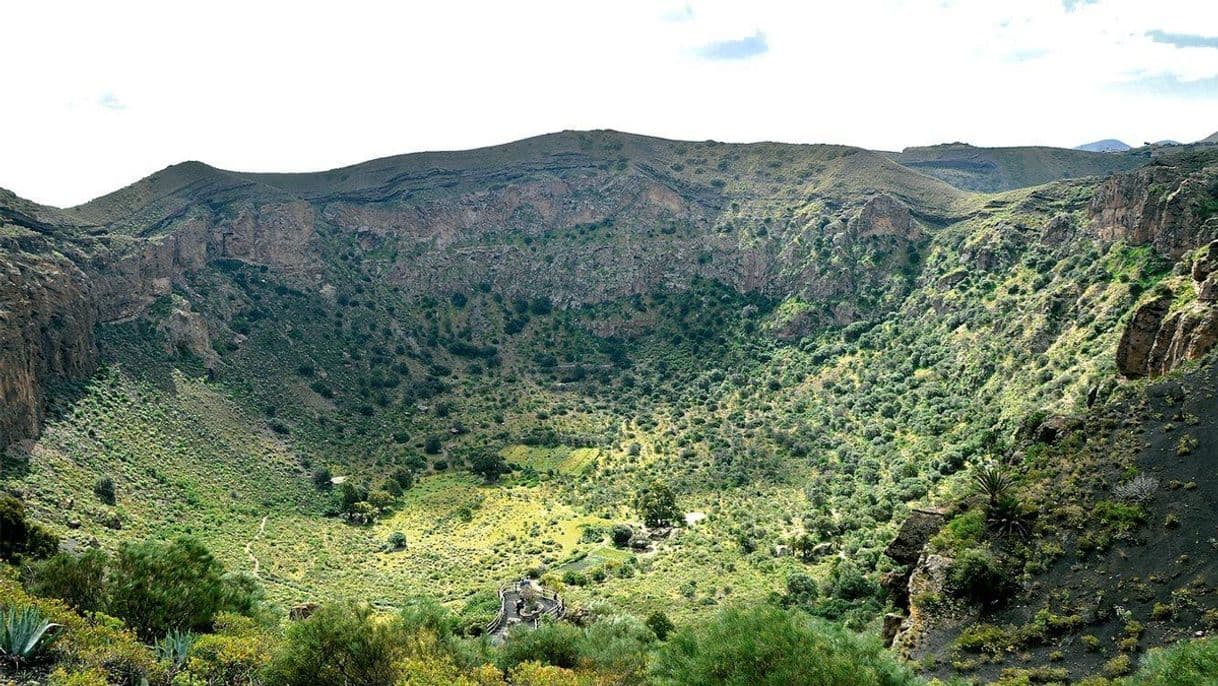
[2,0,1216,207]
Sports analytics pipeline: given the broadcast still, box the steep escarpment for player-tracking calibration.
[1116,240,1218,378]
[0,229,96,447]
[0,132,966,448]
[1087,155,1218,260]
[0,174,319,447]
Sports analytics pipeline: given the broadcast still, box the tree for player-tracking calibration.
[93,476,117,505]
[424,436,443,455]
[646,611,675,641]
[268,602,404,686]
[470,453,510,482]
[650,606,918,686]
[611,524,634,548]
[634,482,681,528]
[107,537,258,640]
[792,533,817,562]
[312,467,333,490]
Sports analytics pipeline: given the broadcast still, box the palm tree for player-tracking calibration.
[972,463,1012,509]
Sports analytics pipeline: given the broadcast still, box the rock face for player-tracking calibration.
[0,234,97,447]
[1117,240,1218,378]
[0,181,320,447]
[1088,165,1218,259]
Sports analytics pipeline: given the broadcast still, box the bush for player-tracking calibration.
[947,548,1016,607]
[27,549,109,613]
[0,496,59,563]
[611,524,634,547]
[499,622,583,670]
[267,602,403,686]
[826,561,877,602]
[107,537,259,640]
[93,477,117,506]
[785,573,820,606]
[647,611,675,641]
[1129,636,1218,685]
[650,605,918,685]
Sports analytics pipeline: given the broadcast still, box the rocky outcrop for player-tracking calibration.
[1117,240,1218,378]
[1088,164,1218,259]
[882,508,947,647]
[156,296,216,368]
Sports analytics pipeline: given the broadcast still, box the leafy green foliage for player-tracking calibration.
[267,603,402,686]
[1128,636,1218,685]
[0,496,58,564]
[27,550,108,613]
[650,606,919,686]
[107,537,260,640]
[634,482,681,528]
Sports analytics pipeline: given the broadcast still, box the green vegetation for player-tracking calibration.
[4,131,1218,684]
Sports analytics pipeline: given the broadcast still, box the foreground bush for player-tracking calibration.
[1126,636,1218,685]
[267,602,403,686]
[649,605,919,686]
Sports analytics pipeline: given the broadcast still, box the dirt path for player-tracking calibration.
[245,515,269,577]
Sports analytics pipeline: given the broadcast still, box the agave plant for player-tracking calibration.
[154,629,196,671]
[0,605,61,664]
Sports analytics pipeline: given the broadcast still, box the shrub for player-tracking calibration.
[785,573,820,605]
[499,622,583,670]
[1113,474,1159,504]
[179,614,275,686]
[311,467,333,490]
[826,560,877,602]
[611,524,634,547]
[93,477,117,506]
[387,532,408,550]
[0,496,59,563]
[27,549,109,613]
[1129,636,1218,685]
[947,548,1016,606]
[650,605,918,685]
[646,611,675,641]
[267,602,403,686]
[1093,500,1147,533]
[107,537,259,640]
[931,509,985,553]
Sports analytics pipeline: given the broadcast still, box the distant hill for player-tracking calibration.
[1075,138,1131,153]
[1200,131,1218,144]
[886,142,1144,193]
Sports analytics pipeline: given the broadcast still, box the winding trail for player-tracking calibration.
[245,515,269,577]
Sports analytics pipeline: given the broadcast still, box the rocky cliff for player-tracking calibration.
[2,133,1215,448]
[1116,240,1218,378]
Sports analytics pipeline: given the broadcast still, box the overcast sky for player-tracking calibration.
[4,0,1216,207]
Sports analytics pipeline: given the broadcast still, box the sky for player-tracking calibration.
[3,0,1216,207]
